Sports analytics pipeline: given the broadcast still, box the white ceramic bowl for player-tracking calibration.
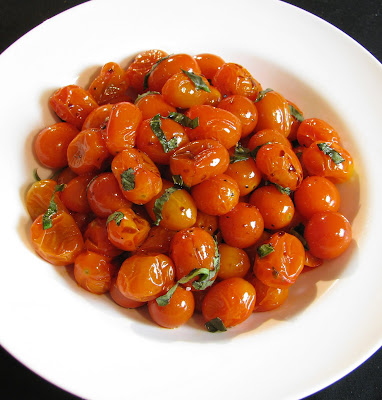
[1,1,381,399]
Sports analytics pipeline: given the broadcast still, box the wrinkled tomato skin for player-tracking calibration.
[82,104,113,131]
[67,128,110,175]
[148,53,201,93]
[74,250,115,294]
[111,148,163,205]
[116,253,175,302]
[135,93,176,120]
[253,232,305,288]
[61,174,94,213]
[304,211,352,259]
[255,91,291,137]
[255,143,303,191]
[212,63,261,101]
[88,62,130,105]
[169,139,230,187]
[49,85,98,130]
[34,122,79,169]
[191,174,240,216]
[170,227,216,283]
[106,206,150,251]
[30,211,84,266]
[194,53,225,80]
[87,172,132,218]
[225,157,262,196]
[185,105,242,149]
[136,118,189,165]
[105,102,142,156]
[219,202,264,249]
[110,279,146,308]
[202,277,256,328]
[218,244,251,280]
[294,176,340,219]
[302,141,354,184]
[135,226,176,255]
[148,286,195,329]
[126,49,169,93]
[297,118,340,148]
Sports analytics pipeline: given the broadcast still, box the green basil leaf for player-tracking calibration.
[269,182,292,196]
[153,186,181,226]
[120,168,135,191]
[257,243,275,258]
[155,283,180,307]
[288,104,304,122]
[150,114,180,153]
[250,141,272,160]
[134,91,161,104]
[106,211,124,226]
[33,168,41,181]
[42,184,65,230]
[229,143,251,164]
[181,69,211,92]
[205,317,227,333]
[166,112,199,129]
[171,174,190,190]
[255,88,273,102]
[143,55,171,90]
[290,223,309,250]
[317,142,345,164]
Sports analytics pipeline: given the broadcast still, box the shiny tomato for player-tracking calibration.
[225,157,262,196]
[148,286,195,328]
[88,62,130,105]
[61,174,94,213]
[194,53,225,80]
[193,211,218,236]
[110,279,146,308]
[111,148,162,204]
[247,128,292,151]
[34,122,79,169]
[74,250,115,294]
[253,231,305,288]
[56,167,77,185]
[67,128,110,175]
[87,172,132,218]
[304,211,352,259]
[191,174,240,216]
[202,277,256,328]
[116,253,175,302]
[185,105,242,149]
[30,211,84,266]
[297,118,340,148]
[49,84,98,129]
[218,244,251,280]
[135,92,176,120]
[81,104,113,130]
[287,100,303,142]
[219,202,264,249]
[169,139,230,187]
[135,226,176,255]
[106,206,150,251]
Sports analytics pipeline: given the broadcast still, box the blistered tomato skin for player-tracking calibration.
[148,286,195,328]
[116,254,175,302]
[34,123,79,169]
[135,226,176,255]
[297,118,340,148]
[49,85,98,130]
[253,232,305,288]
[30,211,84,266]
[185,105,242,149]
[202,277,256,328]
[304,211,352,259]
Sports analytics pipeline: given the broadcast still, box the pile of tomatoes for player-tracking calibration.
[27,50,354,331]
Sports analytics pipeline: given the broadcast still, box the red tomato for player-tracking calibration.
[297,118,340,148]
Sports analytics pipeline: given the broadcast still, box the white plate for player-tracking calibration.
[1,0,381,399]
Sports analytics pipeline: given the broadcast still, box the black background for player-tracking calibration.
[1,0,381,399]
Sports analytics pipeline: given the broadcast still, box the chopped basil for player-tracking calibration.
[166,112,199,129]
[106,211,124,226]
[172,174,190,189]
[134,91,161,104]
[229,143,251,164]
[153,186,181,226]
[205,317,227,333]
[42,184,65,230]
[290,223,309,250]
[181,69,211,92]
[257,243,275,258]
[288,104,304,122]
[268,182,292,196]
[33,168,41,181]
[150,114,179,153]
[120,168,135,191]
[255,88,273,102]
[143,54,171,90]
[317,142,345,164]
[251,141,272,160]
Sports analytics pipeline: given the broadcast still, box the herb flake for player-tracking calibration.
[257,244,275,258]
[120,168,135,191]
[106,211,124,226]
[150,114,179,153]
[153,186,181,226]
[317,142,345,164]
[167,112,199,129]
[255,88,273,102]
[42,184,65,230]
[289,104,304,122]
[205,317,227,333]
[143,54,171,90]
[181,69,211,92]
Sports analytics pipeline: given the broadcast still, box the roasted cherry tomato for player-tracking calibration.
[191,174,240,216]
[202,277,256,328]
[247,128,292,151]
[194,53,225,80]
[49,84,98,129]
[34,123,79,169]
[148,286,195,328]
[82,104,113,131]
[116,253,175,302]
[30,211,84,266]
[225,157,262,196]
[135,92,176,120]
[56,167,77,185]
[287,100,303,142]
[61,174,94,213]
[253,231,305,288]
[193,211,218,236]
[106,206,150,251]
[110,279,146,308]
[218,244,251,280]
[170,139,230,187]
[297,118,340,148]
[112,148,163,205]
[135,226,176,255]
[304,211,352,259]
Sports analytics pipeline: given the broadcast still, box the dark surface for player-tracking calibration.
[1,0,381,399]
